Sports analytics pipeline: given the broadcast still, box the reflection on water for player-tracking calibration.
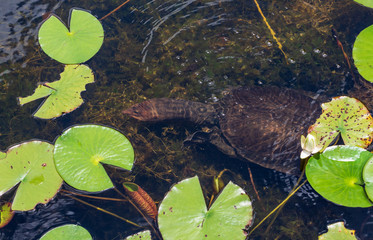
[1,0,373,239]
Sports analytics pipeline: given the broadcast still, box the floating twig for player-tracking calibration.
[253,0,288,63]
[100,0,131,21]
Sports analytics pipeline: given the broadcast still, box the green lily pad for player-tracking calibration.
[353,24,373,82]
[0,202,14,228]
[40,224,92,240]
[18,64,94,119]
[319,222,357,240]
[125,230,151,240]
[354,0,373,8]
[306,145,373,207]
[308,96,373,151]
[363,156,373,201]
[158,176,252,240]
[54,125,134,192]
[38,8,104,64]
[0,141,63,211]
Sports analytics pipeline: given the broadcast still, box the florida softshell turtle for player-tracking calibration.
[123,86,325,175]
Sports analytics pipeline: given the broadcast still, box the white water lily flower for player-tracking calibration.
[300,133,322,159]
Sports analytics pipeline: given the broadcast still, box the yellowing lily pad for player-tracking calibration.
[0,141,63,211]
[319,222,357,240]
[54,125,134,192]
[158,176,252,240]
[0,202,14,228]
[38,9,104,64]
[40,224,92,240]
[308,96,373,151]
[18,64,94,119]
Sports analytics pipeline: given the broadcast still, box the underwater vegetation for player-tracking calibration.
[1,0,373,239]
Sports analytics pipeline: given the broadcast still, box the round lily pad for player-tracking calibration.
[306,145,373,207]
[0,202,14,228]
[354,0,373,8]
[54,125,134,192]
[38,8,104,64]
[353,24,373,82]
[318,222,357,240]
[363,156,373,201]
[0,141,63,211]
[308,96,373,150]
[40,224,92,240]
[18,64,94,119]
[158,176,252,240]
[125,230,151,240]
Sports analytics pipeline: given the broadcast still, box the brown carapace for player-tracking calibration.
[123,86,322,175]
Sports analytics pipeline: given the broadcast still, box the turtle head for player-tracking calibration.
[123,99,160,121]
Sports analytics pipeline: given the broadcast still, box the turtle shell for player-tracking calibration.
[218,86,321,175]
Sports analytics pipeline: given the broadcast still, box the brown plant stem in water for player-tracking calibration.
[60,189,126,202]
[61,192,141,228]
[100,0,131,21]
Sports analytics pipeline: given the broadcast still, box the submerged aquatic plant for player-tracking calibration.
[18,64,94,119]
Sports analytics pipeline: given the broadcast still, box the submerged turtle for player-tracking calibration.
[123,86,322,175]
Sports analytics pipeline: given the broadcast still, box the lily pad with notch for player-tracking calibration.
[308,96,373,151]
[54,124,134,192]
[18,64,94,119]
[40,224,92,240]
[158,176,252,240]
[0,141,63,211]
[38,8,104,64]
[306,145,373,207]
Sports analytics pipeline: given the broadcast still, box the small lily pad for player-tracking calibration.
[0,202,14,228]
[158,176,252,240]
[306,145,373,207]
[363,156,373,201]
[308,96,373,150]
[353,24,373,82]
[125,230,151,240]
[38,8,104,64]
[354,0,373,8]
[54,125,134,192]
[40,224,92,240]
[18,64,94,119]
[319,222,357,240]
[0,141,63,211]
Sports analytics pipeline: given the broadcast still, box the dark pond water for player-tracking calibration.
[1,0,373,239]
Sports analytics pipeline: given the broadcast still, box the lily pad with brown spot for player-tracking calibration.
[318,222,357,240]
[308,96,373,151]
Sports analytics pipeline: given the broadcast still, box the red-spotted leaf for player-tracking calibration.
[308,96,373,151]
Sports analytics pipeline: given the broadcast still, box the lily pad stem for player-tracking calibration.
[61,192,141,228]
[60,189,127,202]
[246,179,307,238]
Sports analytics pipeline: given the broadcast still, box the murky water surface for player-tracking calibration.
[1,0,373,239]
